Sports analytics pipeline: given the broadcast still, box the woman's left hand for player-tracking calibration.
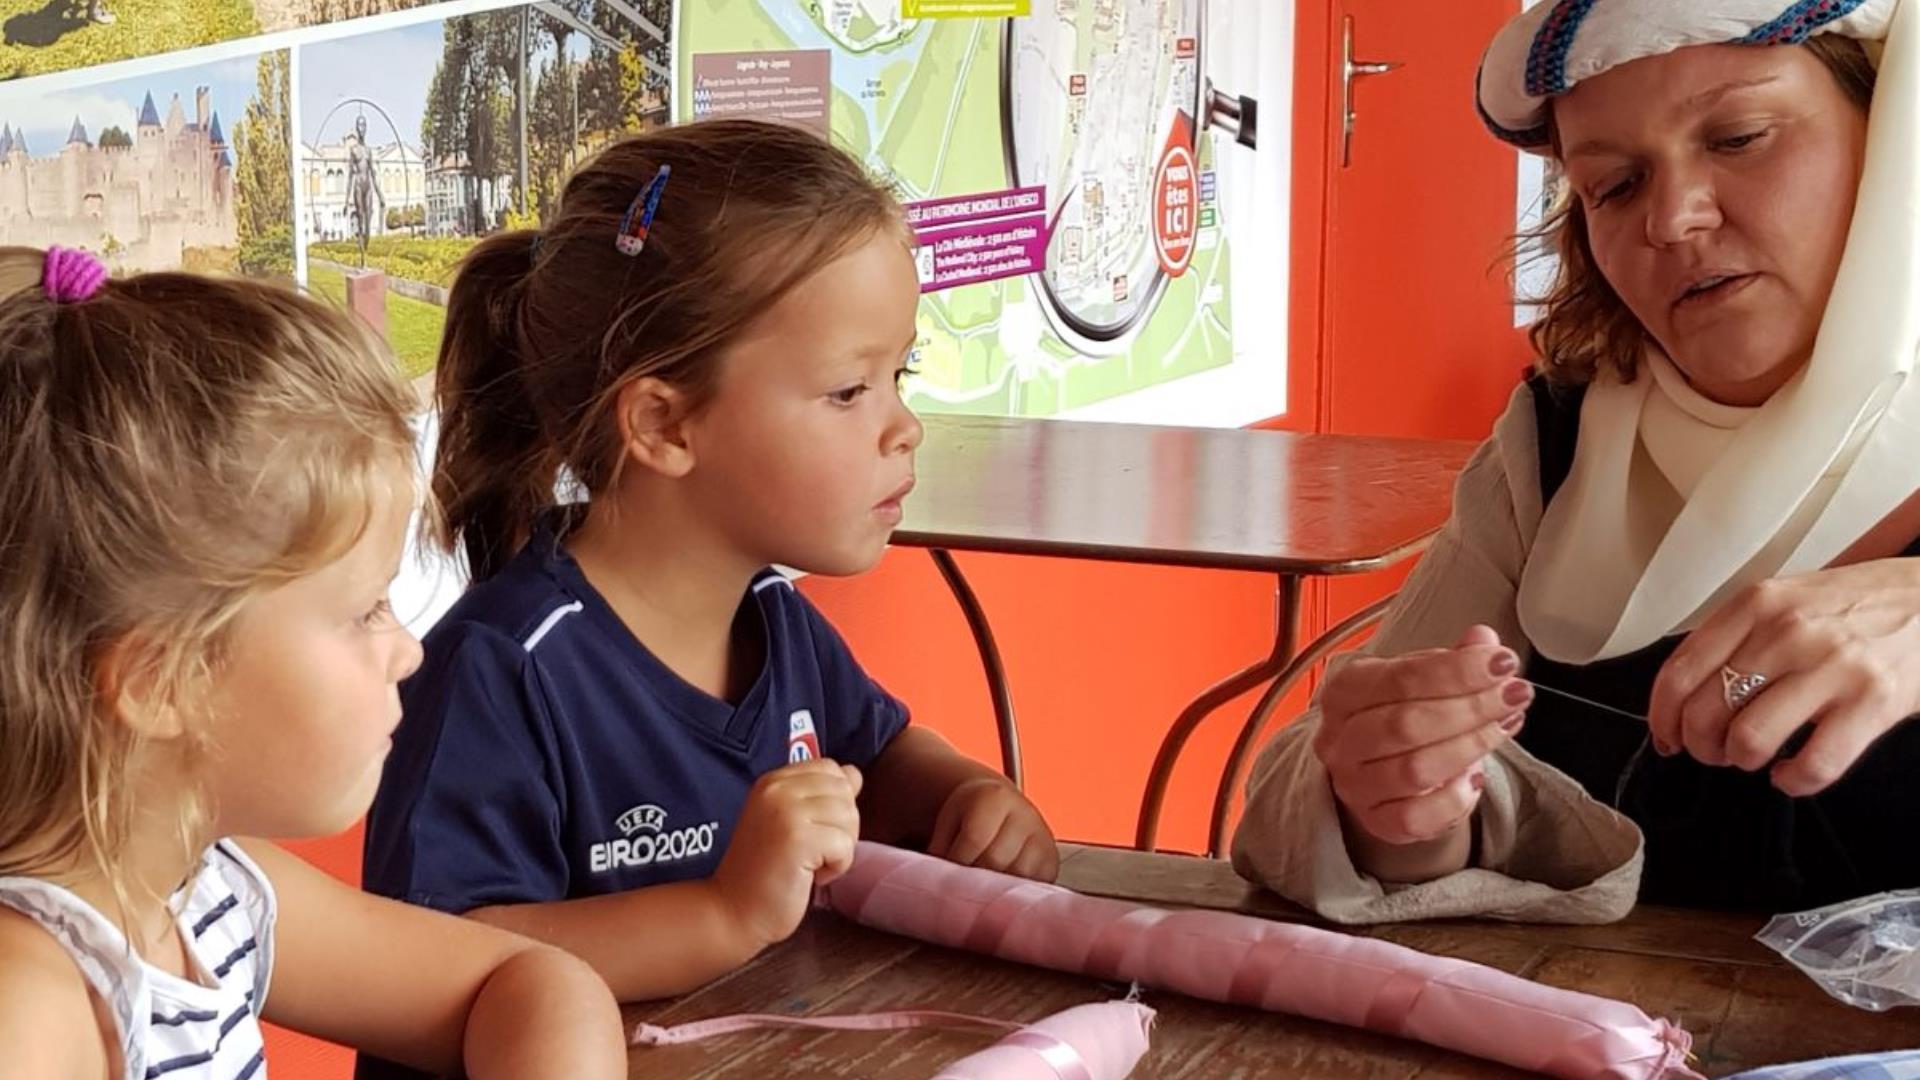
[1649,559,1920,796]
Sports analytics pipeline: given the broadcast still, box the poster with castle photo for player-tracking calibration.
[296,0,670,380]
[0,48,293,277]
[1,0,435,82]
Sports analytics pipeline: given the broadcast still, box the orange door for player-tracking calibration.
[1323,0,1526,441]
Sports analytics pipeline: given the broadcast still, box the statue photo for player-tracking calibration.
[345,114,385,267]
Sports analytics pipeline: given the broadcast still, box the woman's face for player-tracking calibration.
[1556,43,1869,406]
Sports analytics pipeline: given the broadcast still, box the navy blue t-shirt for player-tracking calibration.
[360,515,910,915]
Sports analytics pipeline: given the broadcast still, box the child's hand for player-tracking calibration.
[928,777,1059,881]
[713,759,863,951]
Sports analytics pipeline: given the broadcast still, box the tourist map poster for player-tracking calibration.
[679,0,1258,418]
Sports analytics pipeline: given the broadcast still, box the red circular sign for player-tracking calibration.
[1153,143,1199,277]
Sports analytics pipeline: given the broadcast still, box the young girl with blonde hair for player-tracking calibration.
[0,247,625,1079]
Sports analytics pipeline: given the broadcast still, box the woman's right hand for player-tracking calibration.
[1314,625,1530,860]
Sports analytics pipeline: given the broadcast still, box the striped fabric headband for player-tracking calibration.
[1477,0,1896,152]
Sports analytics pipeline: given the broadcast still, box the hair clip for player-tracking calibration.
[615,164,672,257]
[42,246,107,304]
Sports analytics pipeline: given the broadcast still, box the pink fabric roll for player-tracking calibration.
[817,843,1702,1080]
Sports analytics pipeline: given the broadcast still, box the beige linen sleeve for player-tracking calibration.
[1229,384,1643,924]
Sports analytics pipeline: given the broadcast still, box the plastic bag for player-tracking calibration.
[1722,1050,1920,1079]
[1757,889,1920,1011]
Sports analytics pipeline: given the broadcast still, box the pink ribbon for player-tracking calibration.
[632,1008,1021,1045]
[630,999,1153,1080]
[998,1031,1096,1080]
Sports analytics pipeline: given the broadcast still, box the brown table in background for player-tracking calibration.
[624,844,1917,1078]
[892,415,1476,854]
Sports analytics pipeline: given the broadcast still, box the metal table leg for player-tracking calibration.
[1205,594,1395,857]
[930,548,1023,789]
[1135,574,1302,851]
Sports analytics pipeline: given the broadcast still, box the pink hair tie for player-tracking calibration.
[42,247,107,304]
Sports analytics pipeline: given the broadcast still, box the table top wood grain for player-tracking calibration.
[892,416,1476,574]
[624,844,1918,1078]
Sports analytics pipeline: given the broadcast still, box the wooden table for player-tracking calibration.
[625,845,1918,1078]
[893,415,1475,854]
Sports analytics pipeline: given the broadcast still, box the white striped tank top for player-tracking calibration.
[0,839,277,1080]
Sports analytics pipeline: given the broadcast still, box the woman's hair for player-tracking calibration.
[1519,35,1878,385]
[431,118,910,581]
[0,249,416,890]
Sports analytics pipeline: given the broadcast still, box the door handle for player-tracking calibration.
[1205,80,1259,150]
[1341,14,1403,167]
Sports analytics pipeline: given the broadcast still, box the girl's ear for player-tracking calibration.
[96,635,188,742]
[613,376,698,479]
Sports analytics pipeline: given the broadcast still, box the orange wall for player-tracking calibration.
[799,552,1290,853]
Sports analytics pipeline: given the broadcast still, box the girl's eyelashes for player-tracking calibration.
[832,349,919,403]
[357,597,395,629]
[895,347,922,391]
[827,382,871,406]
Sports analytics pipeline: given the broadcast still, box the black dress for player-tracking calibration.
[1516,375,1920,910]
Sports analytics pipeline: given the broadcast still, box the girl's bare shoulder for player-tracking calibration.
[0,905,114,1079]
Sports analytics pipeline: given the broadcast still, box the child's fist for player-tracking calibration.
[713,759,863,948]
[928,777,1058,882]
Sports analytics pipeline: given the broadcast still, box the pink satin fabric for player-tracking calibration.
[933,1002,1154,1080]
[817,843,1703,1080]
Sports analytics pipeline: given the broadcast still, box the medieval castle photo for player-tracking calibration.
[0,86,235,271]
